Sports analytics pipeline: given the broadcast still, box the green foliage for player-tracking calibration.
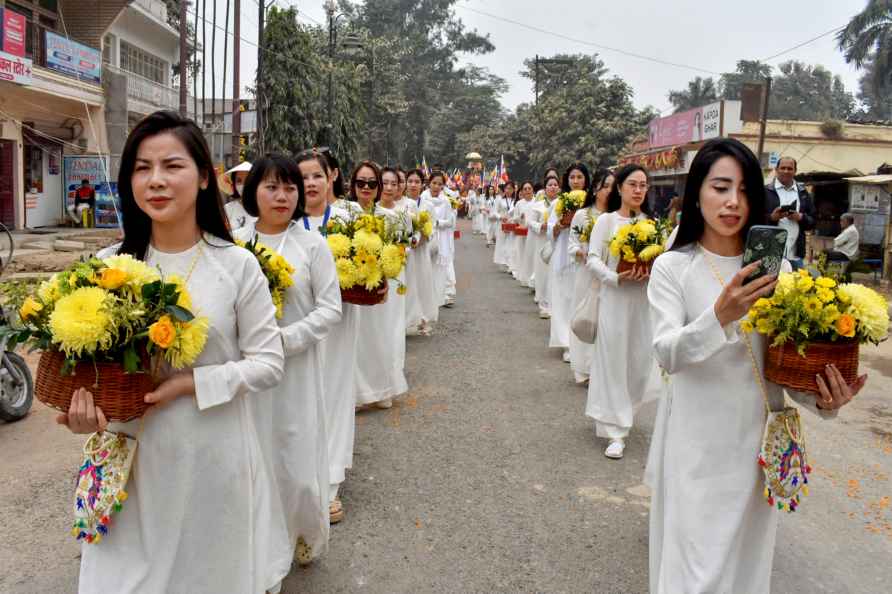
[768,61,854,121]
[719,60,772,100]
[837,0,892,96]
[667,77,718,113]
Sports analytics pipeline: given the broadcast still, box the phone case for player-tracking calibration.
[743,226,787,283]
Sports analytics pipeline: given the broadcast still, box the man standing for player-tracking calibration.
[764,157,816,270]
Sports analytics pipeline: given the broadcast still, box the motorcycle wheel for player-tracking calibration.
[0,352,34,422]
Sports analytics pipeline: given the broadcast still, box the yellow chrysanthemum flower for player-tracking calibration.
[622,245,637,263]
[166,316,209,368]
[774,273,795,297]
[102,254,160,288]
[335,258,359,289]
[361,264,384,291]
[740,319,755,333]
[755,318,775,335]
[803,296,823,318]
[796,274,814,292]
[19,297,43,320]
[49,287,115,356]
[422,221,434,237]
[752,297,772,310]
[327,233,352,258]
[838,283,890,342]
[352,228,384,255]
[815,287,835,304]
[381,244,404,278]
[166,275,193,310]
[37,274,62,304]
[815,277,836,289]
[638,244,664,262]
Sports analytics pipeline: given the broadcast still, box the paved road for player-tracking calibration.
[2,218,891,593]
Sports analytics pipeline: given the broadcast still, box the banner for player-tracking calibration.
[648,102,722,149]
[45,31,101,84]
[1,8,26,57]
[0,48,32,85]
[63,156,120,228]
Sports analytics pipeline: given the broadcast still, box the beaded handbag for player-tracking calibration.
[71,431,138,544]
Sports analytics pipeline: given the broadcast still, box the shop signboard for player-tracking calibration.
[1,8,26,57]
[63,156,120,228]
[648,101,723,149]
[0,48,32,84]
[45,31,101,84]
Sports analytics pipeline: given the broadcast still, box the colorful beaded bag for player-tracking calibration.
[71,430,138,544]
[703,249,810,513]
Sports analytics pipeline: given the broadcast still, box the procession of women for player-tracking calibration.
[37,110,885,593]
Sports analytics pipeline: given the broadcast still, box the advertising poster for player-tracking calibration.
[63,156,121,228]
[45,31,101,84]
[1,8,27,57]
[648,102,722,149]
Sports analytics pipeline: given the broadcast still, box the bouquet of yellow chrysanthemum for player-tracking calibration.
[553,190,587,224]
[325,214,408,304]
[608,217,671,272]
[412,210,434,240]
[743,269,888,393]
[2,255,209,420]
[573,213,597,244]
[236,236,294,319]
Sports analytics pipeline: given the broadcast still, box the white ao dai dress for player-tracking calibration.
[493,196,512,268]
[354,205,409,405]
[513,199,535,286]
[584,211,661,438]
[528,199,552,313]
[547,201,574,350]
[234,221,342,564]
[430,195,457,305]
[646,245,835,594]
[84,240,290,594]
[568,207,600,383]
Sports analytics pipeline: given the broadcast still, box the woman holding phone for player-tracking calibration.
[646,137,865,594]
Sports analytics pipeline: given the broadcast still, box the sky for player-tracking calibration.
[210,0,871,115]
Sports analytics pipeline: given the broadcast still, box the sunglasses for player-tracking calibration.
[297,146,332,157]
[354,179,379,190]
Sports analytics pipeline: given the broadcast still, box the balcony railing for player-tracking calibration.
[133,0,171,24]
[104,64,197,118]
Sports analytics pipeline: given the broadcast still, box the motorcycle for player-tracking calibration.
[0,222,34,422]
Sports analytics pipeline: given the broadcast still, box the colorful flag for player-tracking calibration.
[499,155,509,183]
[421,155,430,178]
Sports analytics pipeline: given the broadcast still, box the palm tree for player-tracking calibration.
[837,0,892,94]
[667,77,719,113]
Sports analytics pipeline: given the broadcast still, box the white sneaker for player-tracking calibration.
[605,440,625,459]
[539,309,550,319]
[562,350,571,363]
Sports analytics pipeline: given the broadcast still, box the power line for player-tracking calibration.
[759,25,845,63]
[456,3,721,76]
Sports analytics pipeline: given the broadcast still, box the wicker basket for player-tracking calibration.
[764,339,859,395]
[560,210,575,227]
[35,350,156,422]
[453,229,461,240]
[341,283,388,306]
[501,222,516,233]
[616,259,654,275]
[514,227,528,237]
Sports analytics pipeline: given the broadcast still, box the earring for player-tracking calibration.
[695,201,700,208]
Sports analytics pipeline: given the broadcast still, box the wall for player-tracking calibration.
[106,5,179,86]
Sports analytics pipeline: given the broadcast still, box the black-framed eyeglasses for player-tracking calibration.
[297,146,332,157]
[354,179,379,190]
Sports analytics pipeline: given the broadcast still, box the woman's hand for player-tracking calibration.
[552,223,563,239]
[144,371,196,407]
[814,365,867,410]
[575,251,586,263]
[713,261,778,327]
[56,387,108,434]
[618,265,649,284]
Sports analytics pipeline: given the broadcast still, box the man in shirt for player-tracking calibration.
[828,213,860,262]
[764,157,816,270]
[67,179,95,225]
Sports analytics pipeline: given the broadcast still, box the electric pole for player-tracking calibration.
[178,0,188,115]
[256,0,265,154]
[232,0,241,164]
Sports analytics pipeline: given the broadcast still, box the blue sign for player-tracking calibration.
[44,31,101,84]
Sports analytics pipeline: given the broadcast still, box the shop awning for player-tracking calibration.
[843,174,892,185]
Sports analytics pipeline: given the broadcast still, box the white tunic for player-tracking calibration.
[395,197,430,330]
[84,241,289,594]
[234,222,341,563]
[513,199,535,286]
[304,209,358,490]
[547,201,574,349]
[430,195,457,305]
[646,246,834,594]
[584,211,661,435]
[224,199,254,231]
[354,206,409,404]
[528,199,552,309]
[493,196,512,267]
[568,207,600,383]
[484,196,498,243]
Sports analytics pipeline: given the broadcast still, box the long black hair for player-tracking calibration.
[322,149,345,198]
[583,168,613,208]
[561,162,591,194]
[117,110,232,259]
[672,137,767,251]
[241,154,306,221]
[606,164,650,214]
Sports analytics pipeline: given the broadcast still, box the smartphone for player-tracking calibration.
[779,203,797,214]
[742,225,788,284]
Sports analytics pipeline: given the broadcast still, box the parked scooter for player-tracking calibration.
[0,222,35,422]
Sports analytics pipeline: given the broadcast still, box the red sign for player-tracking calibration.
[2,9,26,58]
[619,147,683,172]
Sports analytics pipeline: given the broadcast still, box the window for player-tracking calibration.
[6,1,59,58]
[120,40,167,85]
[103,34,116,65]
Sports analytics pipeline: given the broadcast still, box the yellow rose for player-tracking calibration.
[148,315,177,349]
[19,297,44,320]
[835,313,856,338]
[97,268,128,290]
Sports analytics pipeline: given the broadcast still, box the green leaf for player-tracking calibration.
[122,345,140,374]
[141,280,162,302]
[165,304,195,322]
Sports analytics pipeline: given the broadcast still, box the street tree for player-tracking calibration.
[667,77,719,112]
[837,0,892,96]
